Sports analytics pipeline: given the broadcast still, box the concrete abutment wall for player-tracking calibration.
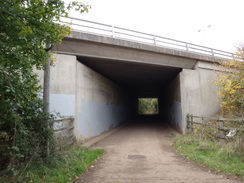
[38,54,135,143]
[160,74,182,132]
[160,61,221,134]
[75,56,135,143]
[179,63,220,133]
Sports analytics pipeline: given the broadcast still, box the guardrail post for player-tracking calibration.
[111,25,115,38]
[211,48,214,56]
[153,35,156,46]
[185,43,189,52]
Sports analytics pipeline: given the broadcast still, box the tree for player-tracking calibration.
[215,47,244,118]
[0,0,90,170]
[138,98,158,114]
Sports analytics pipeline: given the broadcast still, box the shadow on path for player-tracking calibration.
[77,116,241,183]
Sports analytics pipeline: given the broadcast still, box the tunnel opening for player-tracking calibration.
[138,98,158,115]
[74,55,183,138]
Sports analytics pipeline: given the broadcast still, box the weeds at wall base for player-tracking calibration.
[0,146,104,183]
[172,134,244,180]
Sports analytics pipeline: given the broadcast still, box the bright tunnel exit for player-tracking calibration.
[138,98,159,115]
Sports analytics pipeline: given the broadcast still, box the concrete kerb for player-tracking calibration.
[80,122,127,148]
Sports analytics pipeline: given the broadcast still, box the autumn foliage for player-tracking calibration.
[215,47,244,118]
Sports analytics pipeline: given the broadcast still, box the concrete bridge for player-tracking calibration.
[41,17,233,143]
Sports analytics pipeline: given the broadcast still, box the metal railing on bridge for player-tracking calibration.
[57,16,241,61]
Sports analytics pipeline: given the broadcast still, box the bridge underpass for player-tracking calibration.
[77,55,182,98]
[77,54,183,125]
[77,54,184,137]
[47,30,225,143]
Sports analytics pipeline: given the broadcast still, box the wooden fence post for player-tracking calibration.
[218,120,225,139]
[191,114,194,133]
[187,114,193,133]
[201,116,204,137]
[187,114,190,133]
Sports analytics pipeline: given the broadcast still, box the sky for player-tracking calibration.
[66,0,244,53]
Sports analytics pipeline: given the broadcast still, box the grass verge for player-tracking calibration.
[172,134,244,180]
[0,146,104,183]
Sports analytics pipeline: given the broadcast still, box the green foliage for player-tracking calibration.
[0,0,90,173]
[215,47,244,118]
[138,98,158,114]
[0,146,104,183]
[173,135,244,180]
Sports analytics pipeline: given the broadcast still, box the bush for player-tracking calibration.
[0,0,90,173]
[214,47,244,118]
[173,134,244,179]
[0,146,104,183]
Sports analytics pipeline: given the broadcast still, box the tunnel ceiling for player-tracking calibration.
[77,56,182,97]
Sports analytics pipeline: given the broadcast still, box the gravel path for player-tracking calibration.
[77,117,242,183]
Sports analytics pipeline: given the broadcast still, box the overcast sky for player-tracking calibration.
[67,0,244,53]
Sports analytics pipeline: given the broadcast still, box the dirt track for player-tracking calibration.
[77,116,242,183]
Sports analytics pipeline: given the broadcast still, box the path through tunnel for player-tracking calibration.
[76,55,183,134]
